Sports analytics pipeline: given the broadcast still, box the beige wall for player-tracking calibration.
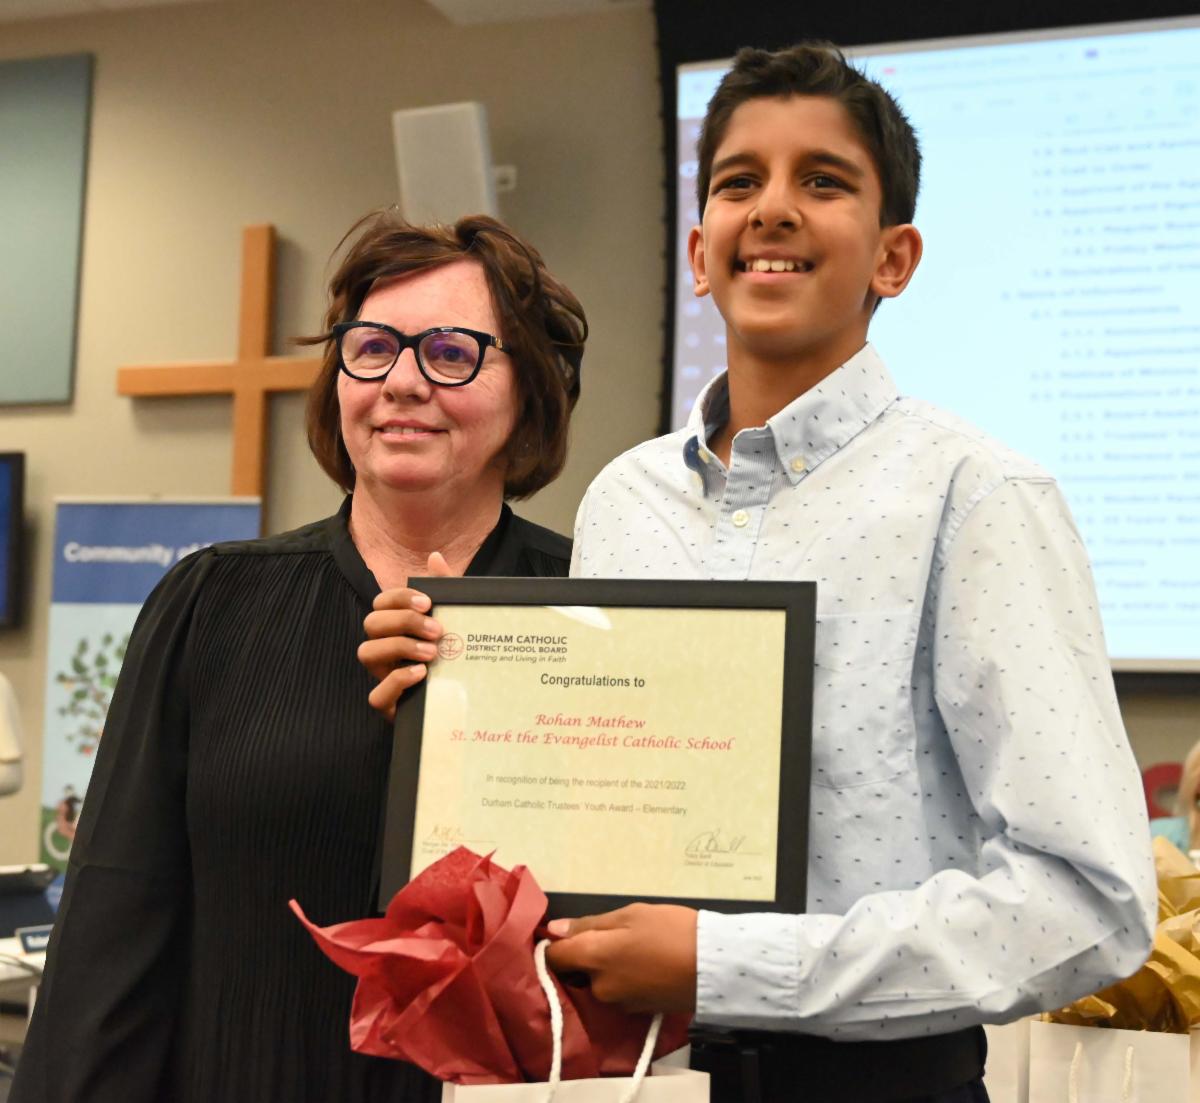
[0,0,1196,863]
[0,0,664,861]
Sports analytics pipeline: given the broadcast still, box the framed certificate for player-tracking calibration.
[379,578,814,918]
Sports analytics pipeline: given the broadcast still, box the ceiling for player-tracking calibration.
[0,0,204,20]
[0,0,647,23]
[426,0,646,20]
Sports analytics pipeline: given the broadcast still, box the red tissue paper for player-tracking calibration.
[290,846,690,1085]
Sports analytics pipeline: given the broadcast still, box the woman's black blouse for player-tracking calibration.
[12,500,570,1103]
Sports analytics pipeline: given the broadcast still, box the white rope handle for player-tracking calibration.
[533,939,665,1103]
[1065,1038,1135,1103]
[1068,1041,1082,1103]
[533,939,565,1100]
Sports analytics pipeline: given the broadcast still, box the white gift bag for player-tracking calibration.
[1190,1028,1200,1103]
[440,942,709,1103]
[1027,1020,1190,1103]
[983,1019,1032,1103]
[440,1058,708,1102]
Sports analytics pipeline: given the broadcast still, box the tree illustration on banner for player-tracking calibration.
[55,632,128,756]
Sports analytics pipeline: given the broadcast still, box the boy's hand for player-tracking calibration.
[358,552,454,721]
[544,904,698,1014]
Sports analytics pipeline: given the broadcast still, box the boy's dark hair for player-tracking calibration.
[302,210,586,501]
[696,42,921,228]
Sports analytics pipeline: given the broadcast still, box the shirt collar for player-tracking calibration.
[683,343,899,487]
[682,377,726,490]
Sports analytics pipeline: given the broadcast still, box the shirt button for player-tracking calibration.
[731,509,749,528]
[791,457,807,474]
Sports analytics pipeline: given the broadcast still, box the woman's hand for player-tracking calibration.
[359,552,454,721]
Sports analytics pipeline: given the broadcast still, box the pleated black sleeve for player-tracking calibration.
[12,549,209,1102]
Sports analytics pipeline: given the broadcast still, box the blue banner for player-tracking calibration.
[40,499,260,868]
[51,501,260,604]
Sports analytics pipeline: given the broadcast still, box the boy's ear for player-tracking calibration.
[686,225,711,298]
[870,224,923,301]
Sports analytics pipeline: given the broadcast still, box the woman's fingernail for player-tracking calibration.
[547,919,571,938]
[416,642,437,660]
[423,618,440,636]
[412,593,431,611]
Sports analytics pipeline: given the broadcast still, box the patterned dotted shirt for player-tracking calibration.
[571,344,1156,1039]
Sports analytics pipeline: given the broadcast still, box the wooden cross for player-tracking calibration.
[117,224,321,506]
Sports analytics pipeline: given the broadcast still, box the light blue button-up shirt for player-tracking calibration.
[571,344,1155,1039]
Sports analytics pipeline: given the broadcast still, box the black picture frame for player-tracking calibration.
[379,577,815,920]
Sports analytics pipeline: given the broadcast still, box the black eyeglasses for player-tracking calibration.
[333,322,508,387]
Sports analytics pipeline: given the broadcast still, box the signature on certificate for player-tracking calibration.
[422,824,494,852]
[684,828,747,857]
[425,823,467,846]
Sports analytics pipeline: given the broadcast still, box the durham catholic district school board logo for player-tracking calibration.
[435,630,571,665]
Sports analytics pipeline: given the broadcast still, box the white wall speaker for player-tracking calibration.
[392,101,498,225]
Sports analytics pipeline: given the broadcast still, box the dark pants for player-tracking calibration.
[689,1026,989,1103]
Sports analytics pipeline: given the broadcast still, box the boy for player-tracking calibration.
[543,42,1155,1101]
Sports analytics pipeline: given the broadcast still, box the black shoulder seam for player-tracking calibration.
[207,515,334,558]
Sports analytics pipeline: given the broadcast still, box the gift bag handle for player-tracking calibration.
[1067,1039,1134,1103]
[534,939,664,1103]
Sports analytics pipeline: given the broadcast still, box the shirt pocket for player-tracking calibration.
[811,611,915,789]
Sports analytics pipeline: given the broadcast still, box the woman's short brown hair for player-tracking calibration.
[303,211,587,500]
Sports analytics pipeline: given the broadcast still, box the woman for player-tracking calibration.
[13,212,587,1103]
[1150,740,1200,855]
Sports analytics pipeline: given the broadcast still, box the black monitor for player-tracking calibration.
[0,453,25,629]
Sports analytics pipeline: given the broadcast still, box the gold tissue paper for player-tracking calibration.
[1043,836,1200,1033]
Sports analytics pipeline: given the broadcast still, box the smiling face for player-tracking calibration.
[337,259,517,504]
[688,94,920,378]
